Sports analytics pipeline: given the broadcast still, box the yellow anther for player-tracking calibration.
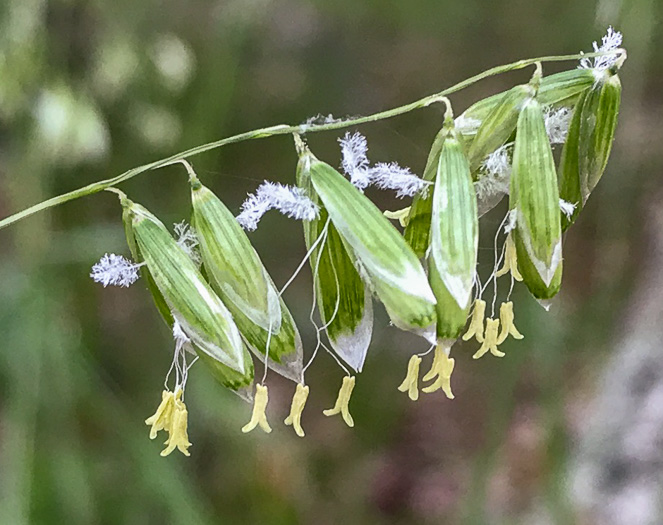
[161,398,192,457]
[145,389,179,440]
[497,301,524,344]
[496,233,523,281]
[284,383,310,437]
[422,345,455,399]
[323,376,356,428]
[473,318,505,359]
[422,347,442,382]
[397,355,422,401]
[462,299,486,343]
[383,207,411,227]
[241,383,272,434]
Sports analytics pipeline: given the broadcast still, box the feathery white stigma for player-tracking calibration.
[579,26,623,71]
[339,131,426,196]
[174,221,201,264]
[369,162,429,198]
[237,181,319,231]
[90,253,140,287]
[559,199,577,219]
[339,131,371,189]
[475,144,512,201]
[483,144,512,179]
[544,107,572,144]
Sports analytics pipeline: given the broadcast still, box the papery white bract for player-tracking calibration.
[455,115,482,135]
[237,181,319,231]
[369,162,429,198]
[339,131,371,189]
[544,107,572,144]
[90,253,140,287]
[579,26,623,71]
[174,221,201,264]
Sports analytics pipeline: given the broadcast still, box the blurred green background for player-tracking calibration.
[1,0,662,524]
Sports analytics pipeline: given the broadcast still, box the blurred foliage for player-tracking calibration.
[0,0,662,524]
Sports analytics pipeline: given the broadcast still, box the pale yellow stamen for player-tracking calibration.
[495,233,523,281]
[422,345,455,399]
[241,384,272,434]
[323,376,356,428]
[161,398,192,457]
[284,383,310,437]
[145,389,179,440]
[463,299,486,343]
[383,206,411,227]
[397,355,422,401]
[422,347,442,382]
[497,301,524,344]
[473,318,505,359]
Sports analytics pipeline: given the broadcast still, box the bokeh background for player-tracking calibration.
[1,0,662,523]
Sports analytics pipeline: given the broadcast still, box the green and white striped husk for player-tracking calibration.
[559,70,621,230]
[510,96,563,299]
[428,118,478,340]
[297,153,373,372]
[403,128,447,258]
[458,69,596,137]
[123,198,250,372]
[557,89,586,230]
[189,178,304,382]
[307,157,436,341]
[580,73,621,199]
[467,83,535,171]
[121,198,254,399]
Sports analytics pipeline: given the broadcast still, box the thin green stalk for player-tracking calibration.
[0,49,624,231]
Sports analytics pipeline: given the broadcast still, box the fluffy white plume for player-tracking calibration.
[339,131,371,189]
[339,131,427,197]
[559,199,577,219]
[369,162,429,198]
[174,221,201,264]
[544,107,572,144]
[474,144,512,202]
[237,181,319,231]
[235,193,271,231]
[90,253,140,287]
[579,26,623,71]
